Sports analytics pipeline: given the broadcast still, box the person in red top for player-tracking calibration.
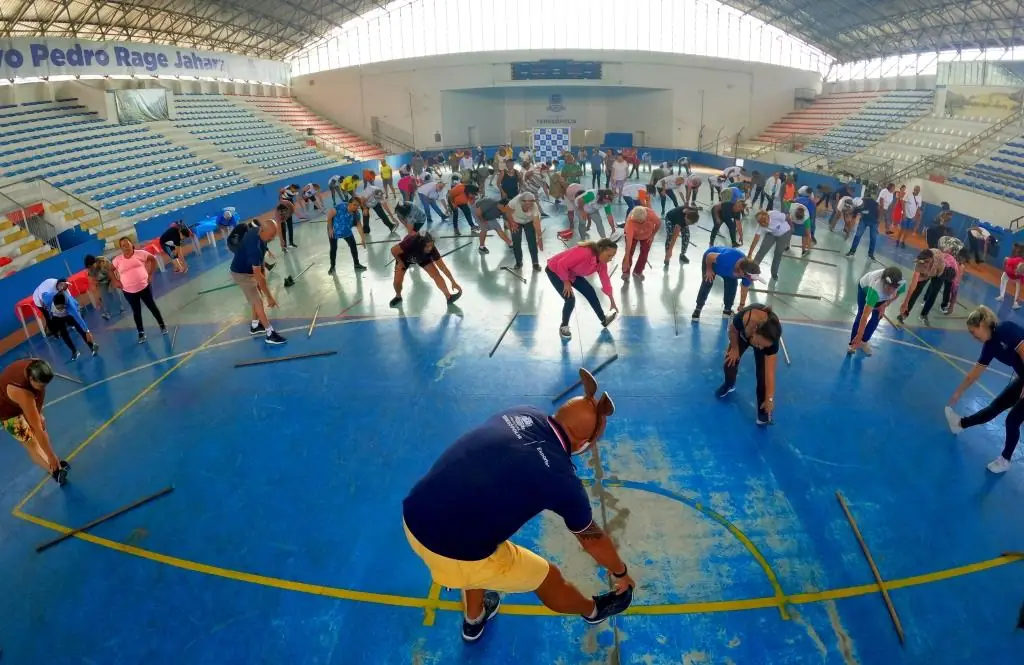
[621,206,661,282]
[0,358,68,485]
[999,245,1024,309]
[545,239,619,340]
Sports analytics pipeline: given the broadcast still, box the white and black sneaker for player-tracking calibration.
[462,591,501,642]
[715,383,736,399]
[559,325,572,340]
[265,331,287,345]
[137,333,147,344]
[250,322,266,336]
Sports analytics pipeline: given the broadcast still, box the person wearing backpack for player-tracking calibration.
[327,199,368,276]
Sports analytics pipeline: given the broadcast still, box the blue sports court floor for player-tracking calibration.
[0,173,1021,664]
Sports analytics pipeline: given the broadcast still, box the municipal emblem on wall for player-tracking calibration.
[547,94,565,113]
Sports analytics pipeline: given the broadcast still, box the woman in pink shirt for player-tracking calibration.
[397,174,417,204]
[111,237,167,343]
[545,239,619,340]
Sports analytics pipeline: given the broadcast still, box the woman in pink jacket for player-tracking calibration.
[622,206,661,282]
[545,239,619,340]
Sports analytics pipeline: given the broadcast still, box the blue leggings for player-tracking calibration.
[418,194,447,224]
[851,286,883,343]
[546,268,606,326]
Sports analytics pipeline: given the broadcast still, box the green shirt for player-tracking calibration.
[561,163,582,185]
[859,269,907,307]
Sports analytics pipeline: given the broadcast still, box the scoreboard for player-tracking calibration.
[511,60,602,81]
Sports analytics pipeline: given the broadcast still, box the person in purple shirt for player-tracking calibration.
[692,246,761,319]
[402,369,633,642]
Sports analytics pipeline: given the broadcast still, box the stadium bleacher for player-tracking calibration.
[240,97,386,160]
[800,90,934,159]
[949,135,1024,203]
[754,92,881,144]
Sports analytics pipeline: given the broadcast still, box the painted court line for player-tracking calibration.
[13,322,236,516]
[12,509,1023,619]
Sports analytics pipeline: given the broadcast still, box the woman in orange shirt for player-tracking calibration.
[447,182,480,235]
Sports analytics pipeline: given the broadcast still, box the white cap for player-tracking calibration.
[798,186,811,195]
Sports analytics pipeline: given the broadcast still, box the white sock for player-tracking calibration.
[586,603,598,619]
[251,320,259,327]
[265,325,274,335]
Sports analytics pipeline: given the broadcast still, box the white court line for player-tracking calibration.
[45,315,401,408]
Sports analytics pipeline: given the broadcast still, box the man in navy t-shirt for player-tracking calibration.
[846,194,881,260]
[229,220,286,344]
[403,369,633,642]
[692,247,761,319]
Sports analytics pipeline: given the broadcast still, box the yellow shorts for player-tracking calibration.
[403,521,550,593]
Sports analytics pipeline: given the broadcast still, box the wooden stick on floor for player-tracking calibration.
[440,241,473,259]
[489,311,519,358]
[748,289,822,300]
[337,297,363,318]
[170,326,179,350]
[294,263,315,281]
[36,487,174,553]
[501,266,527,284]
[235,350,338,368]
[836,490,905,645]
[196,283,237,296]
[780,336,791,366]
[552,354,619,403]
[307,304,321,338]
[53,372,84,385]
[783,255,838,268]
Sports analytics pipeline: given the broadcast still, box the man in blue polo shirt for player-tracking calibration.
[230,220,286,344]
[692,246,761,319]
[846,191,881,260]
[403,369,633,642]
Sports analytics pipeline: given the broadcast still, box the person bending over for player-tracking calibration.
[546,240,619,341]
[718,304,782,426]
[0,359,68,485]
[946,305,1024,474]
[403,369,632,642]
[389,232,462,308]
[692,247,760,319]
[849,267,905,356]
[664,205,700,267]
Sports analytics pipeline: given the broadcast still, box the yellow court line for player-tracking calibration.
[12,322,236,516]
[13,509,1023,618]
[883,314,996,398]
[423,583,442,626]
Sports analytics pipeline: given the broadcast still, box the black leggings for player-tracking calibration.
[545,268,605,327]
[50,315,89,353]
[905,276,944,316]
[329,235,359,270]
[723,336,768,417]
[658,188,680,214]
[709,215,739,246]
[697,275,738,311]
[451,203,475,232]
[123,286,164,334]
[961,376,1024,461]
[281,216,295,245]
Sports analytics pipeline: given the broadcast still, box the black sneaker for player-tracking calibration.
[533,264,542,272]
[327,267,336,275]
[732,242,742,248]
[582,588,633,625]
[355,264,368,272]
[757,410,773,426]
[137,333,147,344]
[59,460,70,470]
[722,308,734,317]
[161,327,169,335]
[845,251,854,258]
[715,383,736,398]
[51,466,68,487]
[896,314,905,325]
[265,331,287,345]
[602,311,618,327]
[514,263,523,270]
[289,243,298,248]
[478,246,489,254]
[250,322,266,335]
[70,350,81,362]
[462,591,501,642]
[679,255,689,264]
[447,291,462,305]
[90,343,99,357]
[454,230,462,236]
[691,308,702,320]
[389,296,403,307]
[868,254,876,260]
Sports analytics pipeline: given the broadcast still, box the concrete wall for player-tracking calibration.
[293,50,820,150]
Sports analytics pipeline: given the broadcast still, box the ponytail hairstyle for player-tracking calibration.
[580,238,618,256]
[753,306,782,344]
[966,305,998,332]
